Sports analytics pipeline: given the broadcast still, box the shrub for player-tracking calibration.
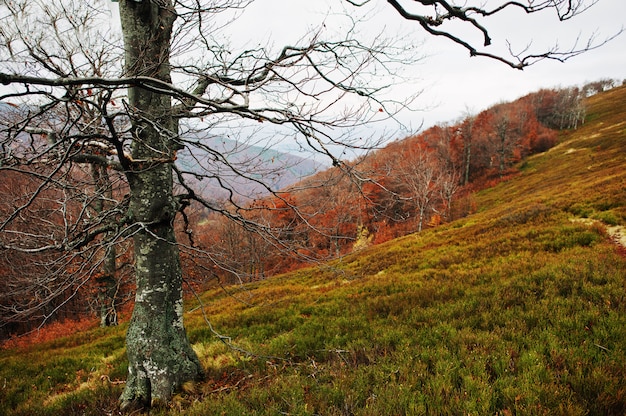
[593,210,620,226]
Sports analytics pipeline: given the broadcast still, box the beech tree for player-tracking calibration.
[0,0,612,410]
[490,104,519,177]
[459,113,476,186]
[397,144,441,232]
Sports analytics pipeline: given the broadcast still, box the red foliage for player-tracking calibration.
[1,318,98,350]
[0,88,572,315]
[191,89,570,279]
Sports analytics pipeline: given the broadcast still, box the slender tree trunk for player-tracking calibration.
[496,120,508,178]
[97,244,118,327]
[92,164,119,327]
[498,146,505,178]
[417,206,425,233]
[463,141,471,186]
[118,0,203,410]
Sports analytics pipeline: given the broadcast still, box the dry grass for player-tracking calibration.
[1,86,625,416]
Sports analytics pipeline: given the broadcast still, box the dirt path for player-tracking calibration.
[606,225,626,248]
[571,218,626,249]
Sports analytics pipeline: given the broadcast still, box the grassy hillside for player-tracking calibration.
[1,86,625,416]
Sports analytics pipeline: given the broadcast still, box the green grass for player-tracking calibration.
[1,86,626,415]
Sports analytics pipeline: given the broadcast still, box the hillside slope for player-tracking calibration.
[1,86,625,416]
[475,85,626,225]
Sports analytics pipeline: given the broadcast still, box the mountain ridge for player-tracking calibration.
[176,134,323,201]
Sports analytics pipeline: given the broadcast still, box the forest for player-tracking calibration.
[190,84,596,279]
[0,83,624,415]
[0,79,616,340]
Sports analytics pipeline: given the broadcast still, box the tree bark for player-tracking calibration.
[92,164,119,327]
[117,0,203,410]
[96,245,118,327]
[495,118,509,178]
[463,141,471,186]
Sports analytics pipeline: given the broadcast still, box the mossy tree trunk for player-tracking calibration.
[118,0,203,410]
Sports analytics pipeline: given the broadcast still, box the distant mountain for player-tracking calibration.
[176,135,323,202]
[0,103,322,201]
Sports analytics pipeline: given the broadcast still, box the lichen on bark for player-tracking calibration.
[117,0,203,410]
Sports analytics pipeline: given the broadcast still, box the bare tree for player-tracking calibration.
[396,145,441,232]
[437,166,460,222]
[0,0,415,408]
[0,0,613,410]
[557,87,587,129]
[91,163,122,327]
[490,104,519,177]
[458,111,476,186]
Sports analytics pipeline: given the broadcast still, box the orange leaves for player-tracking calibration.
[183,88,566,285]
[1,318,98,350]
[428,213,442,227]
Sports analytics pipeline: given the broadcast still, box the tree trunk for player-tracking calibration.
[118,0,203,409]
[496,120,508,178]
[417,206,425,233]
[498,146,505,178]
[96,246,118,327]
[92,164,119,327]
[463,140,471,186]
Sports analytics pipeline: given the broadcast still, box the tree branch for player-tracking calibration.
[379,0,620,69]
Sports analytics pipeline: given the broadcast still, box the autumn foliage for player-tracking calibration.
[0,318,98,350]
[0,84,596,340]
[190,86,590,281]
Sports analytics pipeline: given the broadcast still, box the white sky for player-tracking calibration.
[229,0,626,135]
[12,0,626,153]
[413,0,626,128]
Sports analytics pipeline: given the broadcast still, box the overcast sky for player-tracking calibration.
[28,1,626,134]
[39,0,626,151]
[412,0,626,128]
[229,0,625,135]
